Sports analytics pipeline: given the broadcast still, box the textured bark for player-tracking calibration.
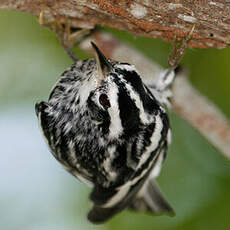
[1,0,230,48]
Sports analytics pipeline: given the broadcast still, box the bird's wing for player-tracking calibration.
[35,101,93,186]
[88,144,171,224]
[129,179,174,216]
[88,167,149,224]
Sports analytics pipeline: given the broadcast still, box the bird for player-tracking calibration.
[35,42,175,224]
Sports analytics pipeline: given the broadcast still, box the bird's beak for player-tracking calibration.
[91,42,112,86]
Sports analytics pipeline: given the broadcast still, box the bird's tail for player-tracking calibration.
[87,179,174,224]
[129,179,175,216]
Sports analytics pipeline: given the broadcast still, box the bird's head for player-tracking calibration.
[85,42,160,139]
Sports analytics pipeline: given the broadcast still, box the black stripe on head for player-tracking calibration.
[111,74,141,138]
[115,68,160,114]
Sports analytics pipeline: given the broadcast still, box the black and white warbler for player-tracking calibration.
[35,42,175,223]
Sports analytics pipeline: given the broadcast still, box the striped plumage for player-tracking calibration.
[35,43,174,223]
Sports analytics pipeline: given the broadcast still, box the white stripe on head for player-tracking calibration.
[107,81,123,139]
[155,69,175,91]
[78,76,97,107]
[115,64,137,72]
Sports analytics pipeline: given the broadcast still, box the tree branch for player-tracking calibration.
[79,31,230,160]
[1,0,230,48]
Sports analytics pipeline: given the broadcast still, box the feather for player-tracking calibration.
[129,179,175,216]
[88,174,147,224]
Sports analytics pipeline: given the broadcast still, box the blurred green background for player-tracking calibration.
[0,10,230,230]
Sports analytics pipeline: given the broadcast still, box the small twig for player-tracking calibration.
[168,24,195,68]
[79,31,230,160]
[172,71,230,160]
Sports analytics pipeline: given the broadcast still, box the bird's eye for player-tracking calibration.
[99,94,110,108]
